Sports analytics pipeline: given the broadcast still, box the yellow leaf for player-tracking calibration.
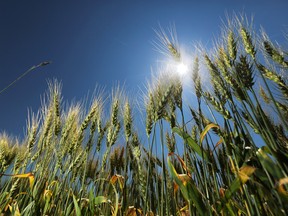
[15,192,28,199]
[178,174,191,187]
[12,173,35,189]
[238,165,256,184]
[49,180,58,187]
[215,137,223,149]
[12,173,33,178]
[44,189,53,199]
[4,196,12,211]
[8,204,12,212]
[28,175,35,189]
[200,123,219,143]
[9,201,21,216]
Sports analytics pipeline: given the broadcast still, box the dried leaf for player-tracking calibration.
[277,177,288,196]
[126,206,143,216]
[215,137,223,149]
[110,174,125,190]
[168,152,191,176]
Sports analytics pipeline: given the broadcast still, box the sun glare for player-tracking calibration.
[177,62,188,75]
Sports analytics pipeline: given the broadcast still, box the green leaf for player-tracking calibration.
[256,146,283,179]
[22,201,35,215]
[224,178,241,201]
[173,127,208,160]
[88,190,95,212]
[94,196,108,205]
[73,194,82,216]
[65,203,73,216]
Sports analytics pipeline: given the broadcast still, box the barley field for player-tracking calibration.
[0,15,287,215]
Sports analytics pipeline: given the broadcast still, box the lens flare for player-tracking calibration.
[177,63,188,75]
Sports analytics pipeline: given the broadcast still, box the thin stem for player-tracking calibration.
[0,61,50,95]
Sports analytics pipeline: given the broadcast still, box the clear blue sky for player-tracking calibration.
[0,0,287,136]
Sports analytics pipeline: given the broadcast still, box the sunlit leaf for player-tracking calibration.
[12,173,32,178]
[48,180,58,188]
[200,123,219,143]
[44,189,52,200]
[94,196,108,205]
[14,192,28,199]
[4,195,12,212]
[9,201,21,216]
[173,127,208,160]
[226,165,256,198]
[215,137,223,149]
[43,189,53,214]
[238,165,256,184]
[12,173,35,189]
[28,175,35,189]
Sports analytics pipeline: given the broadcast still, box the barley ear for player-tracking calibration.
[235,55,254,89]
[263,41,288,68]
[240,27,256,59]
[146,93,155,136]
[124,101,132,141]
[173,78,183,110]
[192,57,202,99]
[204,92,232,120]
[258,64,288,98]
[166,132,176,153]
[228,30,237,62]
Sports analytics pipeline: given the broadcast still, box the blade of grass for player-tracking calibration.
[173,127,209,160]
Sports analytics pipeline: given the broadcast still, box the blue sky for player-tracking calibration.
[0,1,287,136]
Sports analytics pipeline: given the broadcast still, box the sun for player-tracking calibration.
[177,62,188,75]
